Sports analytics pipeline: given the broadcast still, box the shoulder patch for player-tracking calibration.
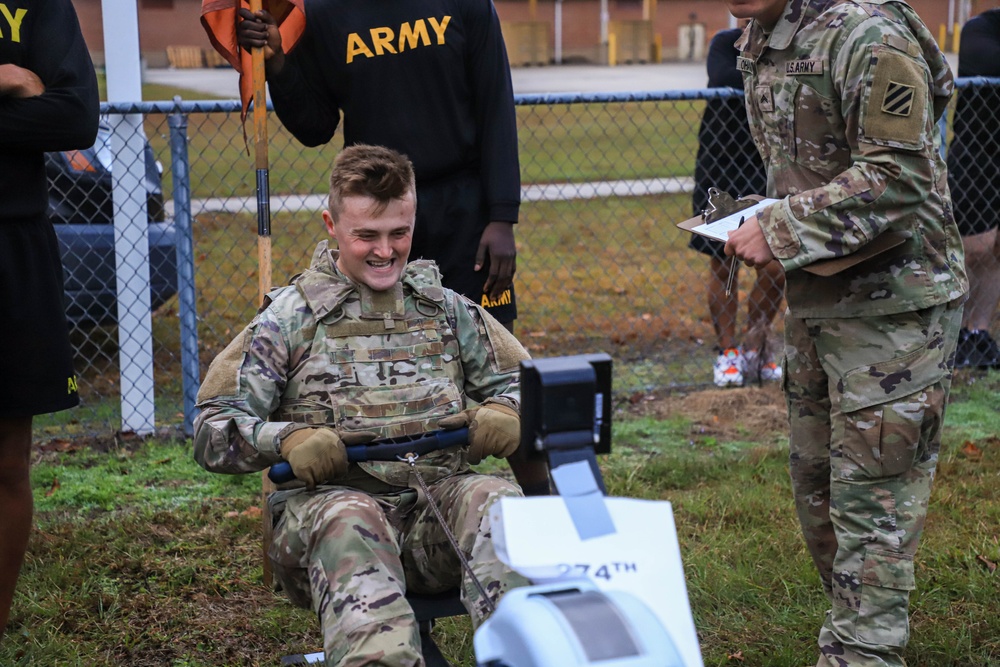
[477,306,529,374]
[881,80,915,116]
[196,326,253,403]
[861,46,928,150]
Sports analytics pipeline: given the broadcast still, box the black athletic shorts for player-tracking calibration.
[948,126,1000,236]
[0,216,80,417]
[688,230,727,261]
[410,171,517,323]
[948,140,1000,236]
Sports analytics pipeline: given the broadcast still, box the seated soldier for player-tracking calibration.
[193,144,530,666]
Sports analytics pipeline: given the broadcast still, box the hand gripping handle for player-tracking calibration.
[267,427,470,484]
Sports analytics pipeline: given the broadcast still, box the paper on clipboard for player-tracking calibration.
[686,198,780,242]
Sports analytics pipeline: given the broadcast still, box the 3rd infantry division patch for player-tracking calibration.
[882,81,915,116]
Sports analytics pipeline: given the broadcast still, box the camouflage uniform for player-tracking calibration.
[193,241,530,666]
[735,2,968,665]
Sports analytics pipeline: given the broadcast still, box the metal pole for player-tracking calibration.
[600,0,609,64]
[103,0,155,435]
[555,0,563,64]
[168,98,201,437]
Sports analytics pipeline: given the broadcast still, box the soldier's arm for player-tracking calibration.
[452,293,553,493]
[0,0,98,152]
[451,294,528,408]
[265,15,343,147]
[756,18,947,272]
[193,308,303,474]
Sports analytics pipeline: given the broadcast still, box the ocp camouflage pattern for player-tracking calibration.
[736,3,966,666]
[193,240,528,490]
[192,242,530,665]
[736,0,967,318]
[269,474,525,666]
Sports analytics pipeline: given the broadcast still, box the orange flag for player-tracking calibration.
[200,0,306,121]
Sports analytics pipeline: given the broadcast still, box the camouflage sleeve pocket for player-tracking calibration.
[859,43,929,151]
[856,549,914,648]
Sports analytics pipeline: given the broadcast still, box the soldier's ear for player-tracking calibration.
[322,210,337,239]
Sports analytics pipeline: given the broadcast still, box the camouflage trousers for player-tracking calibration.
[783,299,962,667]
[269,472,527,667]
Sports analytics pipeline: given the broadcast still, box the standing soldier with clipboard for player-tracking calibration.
[723,1,968,665]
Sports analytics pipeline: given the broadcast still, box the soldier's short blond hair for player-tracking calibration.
[327,144,416,222]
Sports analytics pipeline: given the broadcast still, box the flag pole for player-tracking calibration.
[248,0,276,589]
[249,0,272,306]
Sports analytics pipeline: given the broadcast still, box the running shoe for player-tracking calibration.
[713,348,745,387]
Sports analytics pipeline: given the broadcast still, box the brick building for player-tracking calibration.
[72,0,1000,69]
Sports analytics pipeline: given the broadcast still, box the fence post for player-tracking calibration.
[168,98,201,436]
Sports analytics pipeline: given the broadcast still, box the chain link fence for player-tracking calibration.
[38,79,999,436]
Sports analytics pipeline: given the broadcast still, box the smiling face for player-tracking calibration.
[322,191,416,291]
[723,0,788,29]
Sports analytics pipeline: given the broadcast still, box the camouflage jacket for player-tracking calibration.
[193,241,528,489]
[736,0,967,318]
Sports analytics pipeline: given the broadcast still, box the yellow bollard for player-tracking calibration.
[653,33,662,63]
[953,23,961,54]
[939,24,947,51]
[609,32,618,67]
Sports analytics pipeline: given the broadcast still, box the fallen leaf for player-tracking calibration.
[224,511,240,518]
[39,438,79,453]
[976,554,997,574]
[155,458,173,465]
[45,478,60,497]
[960,441,982,460]
[727,650,745,661]
[242,506,262,518]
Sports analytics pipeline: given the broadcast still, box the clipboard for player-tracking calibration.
[676,189,908,276]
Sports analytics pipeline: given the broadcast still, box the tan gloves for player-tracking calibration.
[279,428,376,488]
[438,401,520,465]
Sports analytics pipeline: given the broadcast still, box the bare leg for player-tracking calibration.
[961,229,1000,331]
[708,256,740,350]
[0,417,33,638]
[743,259,786,353]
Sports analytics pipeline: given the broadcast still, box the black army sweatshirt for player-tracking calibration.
[0,0,99,222]
[266,0,520,223]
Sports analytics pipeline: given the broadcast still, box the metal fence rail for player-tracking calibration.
[38,79,999,436]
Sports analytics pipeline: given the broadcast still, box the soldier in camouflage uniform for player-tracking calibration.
[193,145,530,666]
[722,1,968,665]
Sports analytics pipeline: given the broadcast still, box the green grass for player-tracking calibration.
[9,371,1000,666]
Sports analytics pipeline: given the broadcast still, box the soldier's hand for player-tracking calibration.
[236,8,284,69]
[278,428,376,489]
[0,64,45,98]
[724,215,775,269]
[476,221,516,301]
[438,402,520,464]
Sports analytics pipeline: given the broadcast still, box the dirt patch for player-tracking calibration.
[31,426,185,463]
[624,382,788,443]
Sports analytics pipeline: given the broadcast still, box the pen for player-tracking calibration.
[725,216,745,298]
